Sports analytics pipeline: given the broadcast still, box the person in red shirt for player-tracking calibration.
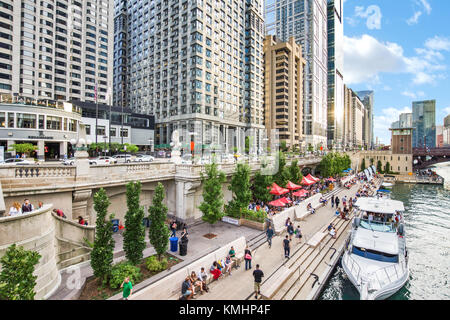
[210,261,222,280]
[78,216,88,226]
[53,208,66,218]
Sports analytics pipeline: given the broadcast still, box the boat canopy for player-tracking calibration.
[354,198,404,214]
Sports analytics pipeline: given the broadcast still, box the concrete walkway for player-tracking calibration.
[48,219,262,300]
[194,180,376,300]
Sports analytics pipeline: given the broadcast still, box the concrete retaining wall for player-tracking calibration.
[0,204,59,300]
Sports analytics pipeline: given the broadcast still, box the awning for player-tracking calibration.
[286,181,302,190]
[268,199,286,207]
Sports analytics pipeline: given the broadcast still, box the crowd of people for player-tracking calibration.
[6,199,42,217]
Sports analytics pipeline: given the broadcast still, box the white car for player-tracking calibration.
[0,158,34,165]
[133,154,154,162]
[112,154,135,163]
[63,157,76,165]
[89,156,115,165]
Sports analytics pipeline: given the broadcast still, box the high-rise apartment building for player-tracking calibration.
[443,114,450,147]
[268,0,329,148]
[0,0,114,104]
[263,35,305,149]
[327,0,344,150]
[356,90,374,149]
[115,0,266,153]
[412,100,436,148]
[343,85,367,149]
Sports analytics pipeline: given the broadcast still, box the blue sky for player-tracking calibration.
[343,0,450,144]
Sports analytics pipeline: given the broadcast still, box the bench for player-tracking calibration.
[132,236,247,300]
[259,266,294,300]
[306,231,328,248]
[271,207,296,234]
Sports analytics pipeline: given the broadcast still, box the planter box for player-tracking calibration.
[239,218,266,231]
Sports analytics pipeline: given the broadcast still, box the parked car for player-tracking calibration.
[63,157,76,165]
[133,154,154,162]
[112,154,135,163]
[89,156,115,165]
[0,158,34,165]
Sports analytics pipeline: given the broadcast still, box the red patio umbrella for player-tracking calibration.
[279,197,292,204]
[293,189,309,197]
[269,199,286,207]
[286,181,302,190]
[327,177,336,182]
[269,183,289,195]
[301,176,315,186]
[306,174,320,182]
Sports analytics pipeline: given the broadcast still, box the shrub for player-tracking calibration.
[109,262,142,289]
[145,255,168,272]
[242,208,266,223]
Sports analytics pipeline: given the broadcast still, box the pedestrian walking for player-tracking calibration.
[244,246,252,270]
[283,235,291,259]
[294,225,302,243]
[170,220,177,237]
[287,222,294,241]
[253,264,264,300]
[266,225,274,248]
[331,194,335,208]
[121,277,133,300]
[335,196,340,208]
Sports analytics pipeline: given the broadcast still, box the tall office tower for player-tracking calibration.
[267,0,328,148]
[327,0,344,150]
[443,114,450,147]
[113,0,128,108]
[399,112,412,128]
[0,0,114,104]
[263,35,305,149]
[343,84,353,148]
[412,100,436,148]
[117,0,266,153]
[356,90,374,149]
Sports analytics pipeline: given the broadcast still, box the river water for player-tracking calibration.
[319,163,450,300]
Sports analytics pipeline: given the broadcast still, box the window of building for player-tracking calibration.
[120,128,128,137]
[110,127,116,137]
[16,113,36,129]
[46,116,62,130]
[39,115,44,129]
[0,112,5,127]
[96,126,105,136]
[85,124,91,135]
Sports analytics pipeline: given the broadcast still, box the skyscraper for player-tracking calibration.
[115,0,266,153]
[0,0,114,104]
[412,100,436,148]
[263,35,306,149]
[327,0,344,150]
[356,90,374,150]
[268,0,329,148]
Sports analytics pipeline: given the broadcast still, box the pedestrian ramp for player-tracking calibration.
[259,266,293,300]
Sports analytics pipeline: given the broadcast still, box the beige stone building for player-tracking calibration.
[263,35,306,149]
[343,85,366,149]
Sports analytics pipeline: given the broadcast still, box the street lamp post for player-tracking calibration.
[103,135,108,156]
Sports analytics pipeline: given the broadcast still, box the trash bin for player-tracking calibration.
[112,219,119,233]
[179,239,188,256]
[169,237,179,252]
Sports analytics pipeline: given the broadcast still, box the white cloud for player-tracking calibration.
[344,34,447,85]
[425,36,450,51]
[355,5,382,30]
[406,11,422,25]
[401,91,425,99]
[418,0,432,14]
[443,107,450,115]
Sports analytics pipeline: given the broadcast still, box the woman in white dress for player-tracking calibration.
[9,202,22,216]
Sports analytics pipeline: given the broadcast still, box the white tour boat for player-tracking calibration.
[342,197,409,300]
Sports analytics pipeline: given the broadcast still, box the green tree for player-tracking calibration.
[307,143,314,152]
[91,188,115,285]
[199,163,227,225]
[226,163,252,218]
[7,143,37,157]
[287,159,303,183]
[123,181,146,265]
[377,160,383,173]
[280,141,289,152]
[273,151,288,187]
[361,158,366,171]
[252,171,273,204]
[148,182,170,260]
[121,143,139,154]
[245,136,250,155]
[384,162,391,174]
[0,244,41,300]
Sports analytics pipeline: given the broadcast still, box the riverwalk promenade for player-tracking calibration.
[132,177,382,300]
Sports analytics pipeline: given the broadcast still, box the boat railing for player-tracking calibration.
[342,252,363,286]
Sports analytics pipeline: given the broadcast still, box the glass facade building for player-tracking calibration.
[412,100,436,148]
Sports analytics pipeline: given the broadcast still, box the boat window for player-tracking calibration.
[359,218,396,233]
[352,246,399,263]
